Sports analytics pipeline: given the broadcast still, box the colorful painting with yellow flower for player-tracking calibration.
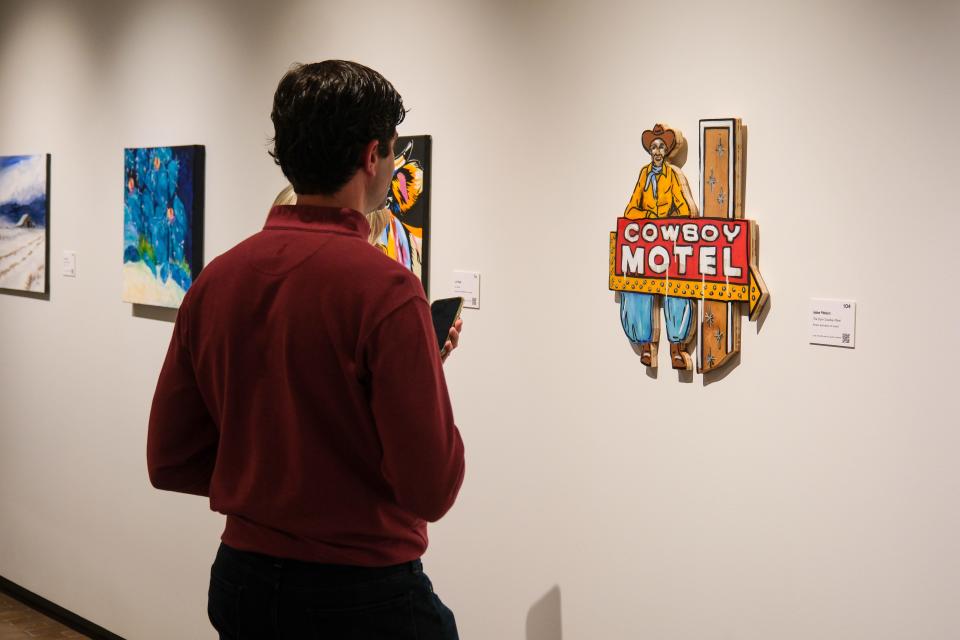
[372,135,431,294]
[122,145,204,307]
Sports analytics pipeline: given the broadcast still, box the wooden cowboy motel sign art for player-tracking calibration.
[609,119,769,373]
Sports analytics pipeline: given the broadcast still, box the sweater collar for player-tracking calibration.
[264,205,371,239]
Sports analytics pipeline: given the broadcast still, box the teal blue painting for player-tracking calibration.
[122,145,204,307]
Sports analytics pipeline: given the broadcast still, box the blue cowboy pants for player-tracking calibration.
[662,296,693,343]
[620,292,692,344]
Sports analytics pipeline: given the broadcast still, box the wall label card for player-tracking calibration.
[62,250,77,277]
[810,298,856,348]
[453,270,480,309]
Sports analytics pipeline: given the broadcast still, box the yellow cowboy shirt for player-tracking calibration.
[624,163,692,219]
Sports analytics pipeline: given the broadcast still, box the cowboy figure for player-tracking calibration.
[619,123,699,369]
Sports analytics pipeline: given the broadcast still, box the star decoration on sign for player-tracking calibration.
[714,329,724,346]
[704,311,715,326]
[707,170,717,192]
[717,188,726,206]
[706,353,716,367]
[716,139,725,160]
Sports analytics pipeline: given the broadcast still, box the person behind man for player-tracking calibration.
[273,183,391,249]
[147,60,465,639]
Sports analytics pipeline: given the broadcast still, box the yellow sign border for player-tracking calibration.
[608,232,764,313]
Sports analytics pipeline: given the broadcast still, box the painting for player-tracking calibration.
[608,120,768,376]
[368,135,431,295]
[123,145,204,308]
[0,154,49,294]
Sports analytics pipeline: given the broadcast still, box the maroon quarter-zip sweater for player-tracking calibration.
[147,205,465,566]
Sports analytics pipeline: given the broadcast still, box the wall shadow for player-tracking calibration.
[624,342,660,379]
[526,585,562,640]
[132,304,177,323]
[755,293,772,333]
[751,212,771,334]
[741,125,749,212]
[1,289,49,301]
[703,351,740,386]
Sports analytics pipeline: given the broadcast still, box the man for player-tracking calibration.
[147,60,465,639]
[619,123,699,369]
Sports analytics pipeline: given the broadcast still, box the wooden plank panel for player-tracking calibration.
[698,119,743,373]
[702,129,729,218]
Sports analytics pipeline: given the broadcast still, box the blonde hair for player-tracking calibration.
[366,208,389,245]
[272,184,388,246]
[273,184,297,206]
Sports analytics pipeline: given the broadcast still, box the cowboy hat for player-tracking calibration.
[641,124,676,154]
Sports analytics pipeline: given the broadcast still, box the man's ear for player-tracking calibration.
[361,139,380,176]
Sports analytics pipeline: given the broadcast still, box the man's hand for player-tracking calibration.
[441,318,463,363]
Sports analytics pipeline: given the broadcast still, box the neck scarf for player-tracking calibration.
[645,164,663,198]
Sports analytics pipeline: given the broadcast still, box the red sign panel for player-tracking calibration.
[613,217,750,285]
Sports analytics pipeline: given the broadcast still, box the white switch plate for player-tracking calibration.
[810,298,856,348]
[453,270,480,309]
[62,251,77,277]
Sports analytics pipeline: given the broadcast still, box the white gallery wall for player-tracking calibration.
[1,0,959,638]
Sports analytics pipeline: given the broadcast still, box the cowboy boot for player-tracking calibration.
[670,342,692,370]
[640,343,657,368]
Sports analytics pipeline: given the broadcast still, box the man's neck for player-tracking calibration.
[296,178,368,213]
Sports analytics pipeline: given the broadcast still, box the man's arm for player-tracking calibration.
[365,297,465,522]
[146,309,218,497]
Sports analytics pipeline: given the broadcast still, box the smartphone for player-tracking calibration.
[430,297,464,355]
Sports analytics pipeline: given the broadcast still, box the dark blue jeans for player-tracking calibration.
[208,543,459,639]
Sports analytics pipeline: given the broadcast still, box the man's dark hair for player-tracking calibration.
[269,60,407,195]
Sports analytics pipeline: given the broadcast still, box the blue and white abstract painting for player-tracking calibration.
[122,145,204,307]
[0,154,49,293]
